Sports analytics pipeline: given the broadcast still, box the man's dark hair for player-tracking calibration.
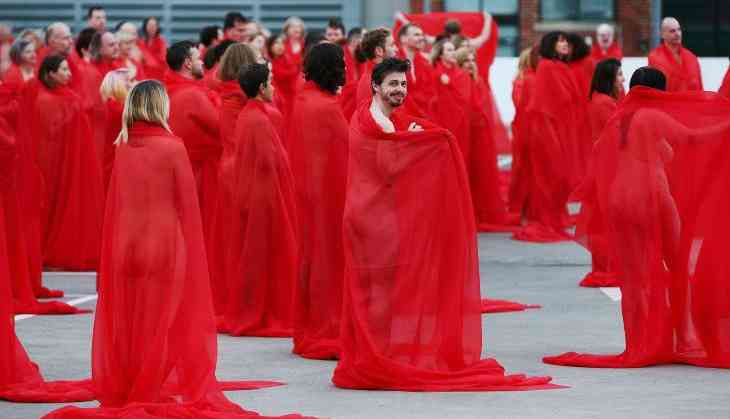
[566,32,590,61]
[629,66,667,91]
[75,27,97,57]
[238,62,270,98]
[204,39,235,69]
[223,12,248,31]
[199,25,220,47]
[304,31,326,57]
[304,43,346,95]
[167,40,196,71]
[327,17,345,33]
[355,28,389,63]
[444,19,461,36]
[590,58,622,99]
[347,27,364,43]
[371,57,410,93]
[539,31,569,61]
[87,5,104,19]
[39,54,66,88]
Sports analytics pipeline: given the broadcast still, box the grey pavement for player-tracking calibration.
[2,233,729,419]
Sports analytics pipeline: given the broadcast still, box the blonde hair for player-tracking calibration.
[430,39,454,65]
[217,43,258,82]
[455,46,475,67]
[116,80,171,144]
[115,29,137,43]
[282,16,305,38]
[100,68,130,102]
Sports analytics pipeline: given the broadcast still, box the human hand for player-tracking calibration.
[408,122,423,132]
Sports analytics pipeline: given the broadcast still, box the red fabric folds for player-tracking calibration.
[648,43,703,93]
[481,298,540,314]
[333,101,558,391]
[19,81,103,270]
[288,82,348,359]
[138,36,167,81]
[102,99,123,192]
[508,73,534,215]
[544,87,730,368]
[215,100,297,337]
[590,42,623,63]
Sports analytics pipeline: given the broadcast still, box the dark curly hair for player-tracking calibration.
[539,31,569,61]
[590,58,622,99]
[203,39,235,70]
[371,57,410,93]
[304,42,346,95]
[566,32,590,62]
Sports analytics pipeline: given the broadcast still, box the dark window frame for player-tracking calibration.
[540,0,616,22]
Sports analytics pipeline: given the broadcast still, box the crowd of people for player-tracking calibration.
[1,5,730,419]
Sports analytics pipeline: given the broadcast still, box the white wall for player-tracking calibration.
[489,57,730,126]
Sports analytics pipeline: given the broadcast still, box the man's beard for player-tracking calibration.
[192,68,204,80]
[387,92,405,107]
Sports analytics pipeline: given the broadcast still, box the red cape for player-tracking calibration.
[288,82,348,359]
[137,36,167,81]
[590,42,623,62]
[648,43,703,92]
[333,101,558,391]
[508,73,535,214]
[545,87,730,368]
[215,100,298,337]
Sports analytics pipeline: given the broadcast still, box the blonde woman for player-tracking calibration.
[282,16,306,65]
[115,27,144,81]
[99,68,132,190]
[42,79,312,419]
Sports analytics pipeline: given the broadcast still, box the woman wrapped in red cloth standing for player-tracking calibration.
[138,17,167,80]
[99,69,132,192]
[3,39,36,90]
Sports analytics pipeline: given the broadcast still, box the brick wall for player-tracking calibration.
[617,0,652,55]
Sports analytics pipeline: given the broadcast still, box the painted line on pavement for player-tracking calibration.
[15,294,98,322]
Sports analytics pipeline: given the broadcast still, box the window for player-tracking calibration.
[444,0,519,56]
[541,0,614,21]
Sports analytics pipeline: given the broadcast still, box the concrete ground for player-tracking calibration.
[3,233,729,419]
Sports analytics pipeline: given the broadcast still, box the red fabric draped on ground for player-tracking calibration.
[18,81,103,270]
[481,298,540,314]
[215,100,297,337]
[648,43,703,92]
[575,92,619,288]
[512,59,576,242]
[288,82,348,359]
[332,102,558,391]
[39,122,308,418]
[544,87,730,368]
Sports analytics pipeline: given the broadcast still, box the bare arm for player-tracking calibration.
[467,12,493,50]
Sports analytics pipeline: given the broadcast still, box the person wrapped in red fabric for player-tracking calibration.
[590,23,623,63]
[99,69,132,192]
[0,125,94,400]
[283,16,306,67]
[394,23,432,118]
[88,31,123,165]
[3,39,37,90]
[354,28,399,106]
[267,33,300,120]
[86,5,107,32]
[566,33,595,180]
[37,23,88,102]
[338,26,365,120]
[207,43,258,313]
[573,58,624,288]
[138,17,167,81]
[333,58,558,391]
[648,17,702,93]
[115,22,146,82]
[0,95,88,315]
[509,47,538,216]
[287,43,348,359]
[545,67,730,369]
[21,55,104,271]
[512,32,578,242]
[215,63,297,337]
[164,41,222,242]
[41,80,315,419]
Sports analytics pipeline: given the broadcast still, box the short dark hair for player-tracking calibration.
[630,66,667,91]
[304,43,346,95]
[371,57,410,93]
[303,32,326,57]
[566,32,590,61]
[590,58,622,99]
[203,39,235,70]
[327,17,345,33]
[444,19,461,36]
[199,25,220,47]
[356,28,389,63]
[75,27,97,57]
[347,27,364,43]
[167,40,196,71]
[238,62,270,98]
[265,33,285,58]
[39,54,66,88]
[87,5,104,19]
[223,12,248,31]
[539,31,569,61]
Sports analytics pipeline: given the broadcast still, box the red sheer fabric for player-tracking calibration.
[2,64,33,92]
[333,101,558,391]
[138,36,167,81]
[288,82,348,359]
[165,71,222,242]
[102,99,123,192]
[508,73,534,215]
[575,92,619,288]
[19,81,103,270]
[718,66,730,98]
[481,298,540,314]
[339,45,361,121]
[512,59,576,242]
[545,87,730,368]
[590,42,623,63]
[215,100,297,337]
[39,121,309,419]
[648,43,703,93]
